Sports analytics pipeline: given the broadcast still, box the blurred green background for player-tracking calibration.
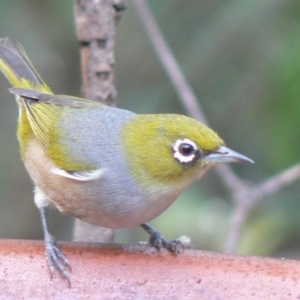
[1,0,300,259]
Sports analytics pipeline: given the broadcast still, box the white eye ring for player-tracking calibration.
[173,138,199,164]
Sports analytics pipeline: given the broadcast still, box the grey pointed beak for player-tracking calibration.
[205,146,254,164]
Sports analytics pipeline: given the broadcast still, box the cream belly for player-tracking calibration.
[24,138,184,228]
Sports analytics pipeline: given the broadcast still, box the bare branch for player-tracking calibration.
[132,0,206,124]
[224,163,300,252]
[253,163,300,203]
[75,0,127,105]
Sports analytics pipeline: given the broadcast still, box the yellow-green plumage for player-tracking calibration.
[121,114,224,187]
[45,101,104,171]
[0,38,97,171]
[20,92,102,171]
[0,38,52,158]
[17,105,34,158]
[29,102,91,171]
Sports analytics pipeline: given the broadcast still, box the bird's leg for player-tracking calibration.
[140,223,184,254]
[39,206,71,286]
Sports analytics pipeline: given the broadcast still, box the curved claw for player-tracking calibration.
[149,231,184,255]
[44,232,71,287]
[141,223,185,255]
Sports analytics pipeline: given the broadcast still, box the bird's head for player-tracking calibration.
[121,114,253,192]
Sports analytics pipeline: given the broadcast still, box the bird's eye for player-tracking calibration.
[178,143,195,156]
[173,138,199,164]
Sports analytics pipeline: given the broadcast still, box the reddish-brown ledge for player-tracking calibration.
[0,239,299,299]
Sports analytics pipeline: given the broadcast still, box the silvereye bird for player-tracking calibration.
[0,38,253,283]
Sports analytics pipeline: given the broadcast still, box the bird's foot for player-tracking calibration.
[148,231,184,254]
[44,232,71,286]
[140,223,184,255]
